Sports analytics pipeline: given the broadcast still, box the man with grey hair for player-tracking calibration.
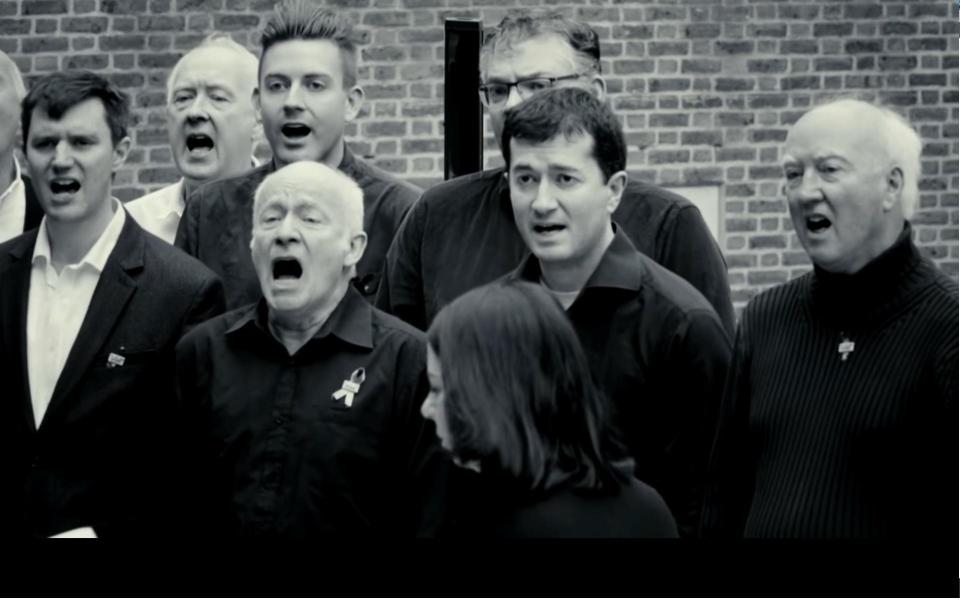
[174,161,444,537]
[377,11,735,336]
[125,34,261,244]
[0,50,43,243]
[702,98,958,538]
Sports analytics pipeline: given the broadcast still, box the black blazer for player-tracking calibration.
[21,173,43,232]
[0,213,225,538]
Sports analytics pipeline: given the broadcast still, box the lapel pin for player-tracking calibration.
[106,352,126,368]
[332,368,366,407]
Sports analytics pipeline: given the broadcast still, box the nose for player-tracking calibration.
[503,84,524,110]
[420,396,434,421]
[794,170,824,202]
[530,179,557,214]
[283,81,305,112]
[272,212,300,245]
[51,140,73,170]
[185,94,211,122]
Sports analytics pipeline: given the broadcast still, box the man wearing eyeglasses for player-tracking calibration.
[376,12,735,336]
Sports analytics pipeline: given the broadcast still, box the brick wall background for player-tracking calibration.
[2,0,957,312]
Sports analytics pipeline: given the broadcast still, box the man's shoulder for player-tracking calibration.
[352,155,423,198]
[417,168,504,210]
[126,181,180,207]
[140,227,220,286]
[637,250,717,316]
[0,229,38,269]
[623,179,697,211]
[370,304,427,347]
[191,164,272,208]
[178,304,251,348]
[741,272,812,324]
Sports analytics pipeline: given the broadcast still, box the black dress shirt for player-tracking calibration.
[174,286,445,538]
[508,227,732,537]
[175,147,421,309]
[376,167,735,335]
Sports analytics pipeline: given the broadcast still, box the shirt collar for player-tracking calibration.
[514,224,644,292]
[227,284,374,351]
[32,198,127,273]
[0,156,23,205]
[147,179,185,221]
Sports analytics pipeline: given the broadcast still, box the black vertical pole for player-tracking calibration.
[443,19,483,180]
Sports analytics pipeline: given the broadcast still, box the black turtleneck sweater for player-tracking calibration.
[702,225,958,538]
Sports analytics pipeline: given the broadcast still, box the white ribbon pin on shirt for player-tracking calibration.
[332,368,366,407]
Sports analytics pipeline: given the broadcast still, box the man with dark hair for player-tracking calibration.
[377,12,735,336]
[176,161,443,537]
[176,0,420,308]
[501,87,732,537]
[702,99,958,539]
[0,71,225,538]
[0,50,43,243]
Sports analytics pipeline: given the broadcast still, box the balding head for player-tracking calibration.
[782,98,917,274]
[250,161,367,322]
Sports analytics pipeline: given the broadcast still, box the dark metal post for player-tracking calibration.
[443,19,483,180]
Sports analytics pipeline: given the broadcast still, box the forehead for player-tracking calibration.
[173,46,252,90]
[260,39,344,79]
[784,105,879,161]
[510,132,597,170]
[29,97,111,137]
[485,34,579,79]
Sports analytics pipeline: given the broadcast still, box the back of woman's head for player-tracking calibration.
[427,280,624,494]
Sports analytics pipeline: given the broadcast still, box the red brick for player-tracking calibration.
[62,16,108,33]
[213,14,259,30]
[362,11,409,27]
[648,78,689,92]
[778,5,819,19]
[138,15,185,31]
[781,76,821,91]
[908,38,948,52]
[0,18,29,34]
[681,130,722,146]
[715,41,754,55]
[22,0,67,14]
[649,113,689,127]
[909,2,948,17]
[176,0,221,9]
[22,37,68,53]
[748,94,789,109]
[685,23,720,39]
[844,39,883,53]
[103,0,148,12]
[681,58,720,74]
[814,57,853,71]
[781,40,818,54]
[100,35,146,51]
[64,53,109,69]
[910,74,948,87]
[648,42,689,56]
[881,21,918,35]
[647,149,690,164]
[813,22,853,37]
[613,60,655,75]
[717,113,755,127]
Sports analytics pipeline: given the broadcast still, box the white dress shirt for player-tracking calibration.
[26,201,126,427]
[0,157,26,244]
[124,179,183,244]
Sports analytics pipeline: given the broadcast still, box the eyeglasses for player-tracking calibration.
[477,74,584,107]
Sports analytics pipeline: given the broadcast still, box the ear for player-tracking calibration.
[605,170,627,214]
[344,85,364,122]
[880,166,904,212]
[112,136,132,170]
[590,75,607,102]
[252,87,262,116]
[344,230,368,269]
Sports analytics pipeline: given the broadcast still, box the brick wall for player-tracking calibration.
[3,0,957,312]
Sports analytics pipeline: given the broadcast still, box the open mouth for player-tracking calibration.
[805,214,832,234]
[186,133,215,152]
[533,224,565,235]
[272,257,303,280]
[50,179,81,194]
[281,123,311,139]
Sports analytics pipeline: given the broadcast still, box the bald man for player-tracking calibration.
[174,161,444,538]
[0,50,43,242]
[702,99,958,539]
[126,34,261,243]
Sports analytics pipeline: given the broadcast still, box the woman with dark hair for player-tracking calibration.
[421,280,677,538]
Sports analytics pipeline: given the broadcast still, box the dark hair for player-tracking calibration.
[260,0,359,88]
[501,87,626,181]
[21,70,130,150]
[480,12,601,77]
[428,279,627,495]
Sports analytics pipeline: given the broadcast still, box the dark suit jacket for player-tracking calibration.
[0,213,225,538]
[21,173,43,232]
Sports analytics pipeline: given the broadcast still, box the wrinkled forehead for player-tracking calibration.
[173,46,255,90]
[482,33,579,77]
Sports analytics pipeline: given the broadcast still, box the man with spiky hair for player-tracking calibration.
[702,99,958,538]
[377,12,735,337]
[126,34,261,244]
[176,0,420,309]
[0,50,43,242]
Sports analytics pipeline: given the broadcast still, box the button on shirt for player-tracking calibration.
[175,286,445,538]
[0,157,26,244]
[124,180,184,244]
[26,201,126,427]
